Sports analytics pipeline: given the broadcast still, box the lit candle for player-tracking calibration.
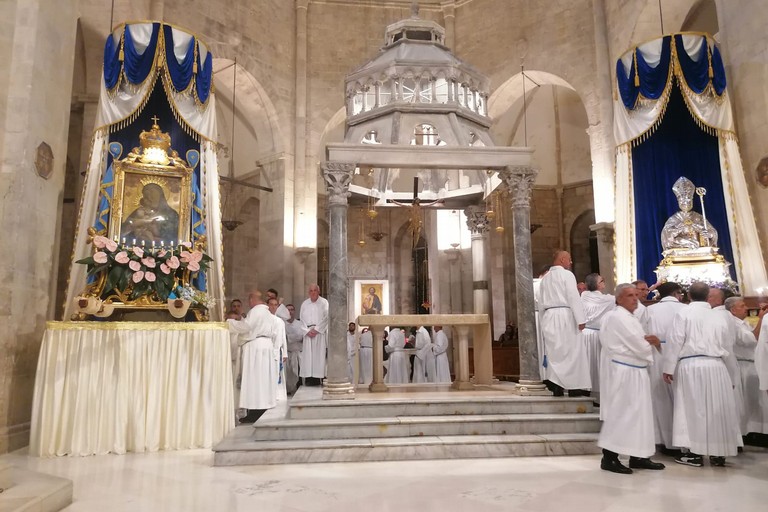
[122,237,126,245]
[142,240,145,247]
[132,238,136,246]
[152,240,155,248]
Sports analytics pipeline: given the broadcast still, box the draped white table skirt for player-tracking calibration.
[30,321,234,457]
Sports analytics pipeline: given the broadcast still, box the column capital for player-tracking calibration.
[296,0,310,10]
[464,205,489,235]
[321,162,355,206]
[499,166,538,209]
[589,221,615,244]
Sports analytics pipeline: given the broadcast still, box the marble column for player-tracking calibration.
[499,166,549,396]
[590,222,615,291]
[464,205,490,315]
[321,162,356,400]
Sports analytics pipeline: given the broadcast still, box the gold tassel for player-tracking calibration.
[119,48,124,62]
[634,51,640,87]
[707,41,714,79]
[193,61,198,74]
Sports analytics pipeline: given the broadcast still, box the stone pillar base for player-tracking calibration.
[451,380,475,391]
[322,379,356,400]
[513,380,551,396]
[368,382,389,393]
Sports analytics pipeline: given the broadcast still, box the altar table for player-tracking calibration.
[29,321,234,456]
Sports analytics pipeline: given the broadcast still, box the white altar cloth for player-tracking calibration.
[30,321,234,456]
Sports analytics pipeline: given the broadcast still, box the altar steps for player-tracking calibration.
[0,463,72,512]
[213,387,601,466]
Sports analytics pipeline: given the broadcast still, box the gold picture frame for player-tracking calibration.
[109,159,192,246]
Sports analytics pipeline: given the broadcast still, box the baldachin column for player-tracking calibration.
[321,162,356,400]
[499,166,549,395]
[464,205,490,314]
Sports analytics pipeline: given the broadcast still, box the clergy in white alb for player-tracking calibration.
[227,291,277,411]
[347,322,358,384]
[432,326,451,383]
[533,264,551,380]
[358,328,373,385]
[384,328,410,384]
[663,282,742,462]
[645,282,686,450]
[284,304,304,395]
[580,273,615,404]
[299,284,329,379]
[538,251,590,391]
[413,326,435,383]
[598,284,664,474]
[268,297,289,403]
[725,297,768,434]
[756,308,768,391]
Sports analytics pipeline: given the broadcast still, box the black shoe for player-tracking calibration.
[674,453,703,467]
[601,457,633,474]
[238,414,257,424]
[629,457,665,470]
[709,456,726,467]
[658,445,682,457]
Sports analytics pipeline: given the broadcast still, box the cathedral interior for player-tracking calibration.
[2,1,768,507]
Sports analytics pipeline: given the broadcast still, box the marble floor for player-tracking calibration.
[2,445,767,511]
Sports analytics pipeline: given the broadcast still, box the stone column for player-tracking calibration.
[464,206,490,315]
[590,222,615,290]
[441,1,456,49]
[321,162,356,400]
[500,166,549,395]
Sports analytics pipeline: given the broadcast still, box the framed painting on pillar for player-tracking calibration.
[353,279,389,321]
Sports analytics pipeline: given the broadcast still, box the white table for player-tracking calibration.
[29,321,234,456]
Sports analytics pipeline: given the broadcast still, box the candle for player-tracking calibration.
[152,240,155,248]
[142,240,145,247]
[122,237,126,245]
[132,238,136,246]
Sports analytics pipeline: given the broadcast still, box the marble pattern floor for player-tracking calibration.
[2,446,768,511]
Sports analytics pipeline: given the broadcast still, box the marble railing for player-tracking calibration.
[356,314,492,391]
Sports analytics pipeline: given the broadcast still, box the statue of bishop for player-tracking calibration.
[660,176,718,250]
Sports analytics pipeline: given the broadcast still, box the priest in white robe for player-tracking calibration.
[645,282,686,452]
[663,282,743,467]
[580,273,615,404]
[538,251,590,394]
[299,284,329,383]
[347,322,358,384]
[227,290,276,423]
[598,283,665,474]
[384,328,410,384]
[358,328,373,385]
[725,297,768,434]
[284,304,304,395]
[268,297,288,403]
[533,265,551,380]
[413,326,435,383]
[756,307,768,391]
[432,326,451,383]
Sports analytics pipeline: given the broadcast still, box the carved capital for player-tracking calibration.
[499,166,538,209]
[589,221,615,244]
[321,162,355,206]
[464,205,489,235]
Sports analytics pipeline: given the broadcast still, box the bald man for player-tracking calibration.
[538,250,590,396]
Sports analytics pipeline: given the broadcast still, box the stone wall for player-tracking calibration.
[0,0,78,453]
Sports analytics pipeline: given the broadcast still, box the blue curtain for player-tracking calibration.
[617,36,672,109]
[674,35,727,95]
[103,32,122,90]
[163,25,195,91]
[631,83,734,284]
[196,50,213,104]
[123,23,161,84]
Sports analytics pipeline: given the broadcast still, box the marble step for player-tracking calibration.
[288,396,594,419]
[253,413,600,441]
[213,431,601,466]
[0,466,72,512]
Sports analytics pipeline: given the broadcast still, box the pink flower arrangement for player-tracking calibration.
[76,238,213,302]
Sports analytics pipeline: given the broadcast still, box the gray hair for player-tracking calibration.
[614,283,635,302]
[724,296,744,311]
[585,273,601,292]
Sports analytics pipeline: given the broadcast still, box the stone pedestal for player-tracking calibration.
[500,167,549,396]
[321,162,356,400]
[590,222,615,290]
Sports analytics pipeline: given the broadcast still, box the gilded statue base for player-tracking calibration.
[655,246,733,290]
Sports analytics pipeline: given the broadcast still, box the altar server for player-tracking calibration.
[284,304,304,395]
[299,284,329,385]
[384,328,410,384]
[598,283,665,474]
[358,328,373,385]
[268,297,288,403]
[725,297,768,434]
[580,273,615,404]
[645,282,686,453]
[663,282,743,467]
[227,290,276,423]
[539,251,590,395]
[433,326,451,383]
[413,326,435,383]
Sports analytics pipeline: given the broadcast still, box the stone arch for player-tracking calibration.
[569,209,597,281]
[210,53,284,180]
